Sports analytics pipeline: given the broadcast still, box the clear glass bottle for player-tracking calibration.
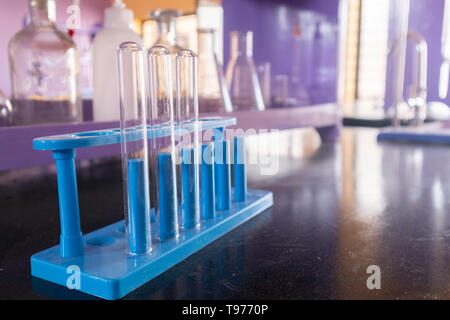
[197,28,232,113]
[225,31,265,111]
[8,0,81,125]
[149,9,183,55]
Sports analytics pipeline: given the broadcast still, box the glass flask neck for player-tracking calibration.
[230,31,253,58]
[29,0,53,26]
[157,16,177,45]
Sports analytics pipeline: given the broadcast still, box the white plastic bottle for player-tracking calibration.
[93,0,143,122]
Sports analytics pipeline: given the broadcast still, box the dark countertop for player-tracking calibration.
[2,127,450,299]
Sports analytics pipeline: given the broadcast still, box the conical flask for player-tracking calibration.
[225,31,265,111]
[197,28,232,113]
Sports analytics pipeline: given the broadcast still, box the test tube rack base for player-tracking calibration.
[31,189,272,300]
[31,117,273,300]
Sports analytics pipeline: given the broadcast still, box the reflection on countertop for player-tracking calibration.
[2,127,450,299]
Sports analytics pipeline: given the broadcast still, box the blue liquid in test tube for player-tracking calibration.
[234,136,247,202]
[214,139,231,211]
[181,147,199,229]
[201,143,215,219]
[128,158,151,254]
[158,152,178,240]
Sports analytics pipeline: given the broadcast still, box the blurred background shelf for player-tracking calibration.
[0,103,340,172]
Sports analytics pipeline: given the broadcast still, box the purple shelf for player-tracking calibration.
[0,121,120,171]
[214,103,340,131]
[0,103,340,171]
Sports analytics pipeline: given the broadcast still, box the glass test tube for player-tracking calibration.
[176,49,201,229]
[117,42,151,255]
[148,46,179,241]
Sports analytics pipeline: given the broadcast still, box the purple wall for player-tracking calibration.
[0,0,109,97]
[222,0,450,107]
[222,0,340,105]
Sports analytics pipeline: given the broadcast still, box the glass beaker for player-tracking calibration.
[338,0,410,124]
[8,0,81,125]
[225,31,265,111]
[197,28,232,113]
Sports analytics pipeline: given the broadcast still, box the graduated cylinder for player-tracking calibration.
[117,42,152,256]
[148,46,179,241]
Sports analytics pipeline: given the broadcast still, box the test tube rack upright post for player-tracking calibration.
[30,117,273,300]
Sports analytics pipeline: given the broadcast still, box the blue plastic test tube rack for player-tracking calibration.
[30,117,273,299]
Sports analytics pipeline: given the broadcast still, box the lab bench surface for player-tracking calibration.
[2,127,450,299]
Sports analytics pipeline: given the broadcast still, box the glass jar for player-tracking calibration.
[8,0,81,125]
[225,31,265,111]
[197,28,232,113]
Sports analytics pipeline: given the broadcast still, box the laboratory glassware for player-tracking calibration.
[149,9,184,111]
[8,0,81,125]
[440,0,450,99]
[290,22,310,107]
[148,46,179,241]
[386,0,410,125]
[405,31,427,126]
[197,28,232,113]
[93,0,142,122]
[197,0,224,63]
[149,9,183,55]
[272,75,289,108]
[117,42,152,255]
[337,0,410,124]
[256,62,271,108]
[176,49,200,229]
[225,31,265,111]
[0,88,13,127]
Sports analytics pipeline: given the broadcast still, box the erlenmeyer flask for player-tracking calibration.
[225,31,265,111]
[197,28,232,113]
